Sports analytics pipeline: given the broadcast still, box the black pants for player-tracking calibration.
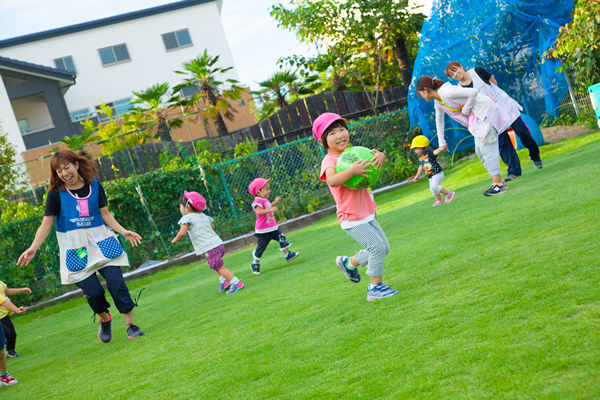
[0,315,16,352]
[254,230,291,259]
[498,131,522,176]
[500,115,541,165]
[75,266,136,315]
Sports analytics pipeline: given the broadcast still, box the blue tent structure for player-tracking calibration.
[408,0,575,151]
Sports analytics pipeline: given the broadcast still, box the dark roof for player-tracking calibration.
[0,55,76,83]
[0,0,215,49]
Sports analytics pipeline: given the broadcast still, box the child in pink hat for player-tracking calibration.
[248,178,299,274]
[171,191,244,294]
[313,112,398,301]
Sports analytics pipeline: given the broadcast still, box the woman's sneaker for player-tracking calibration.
[483,183,507,196]
[445,191,455,204]
[250,261,260,275]
[0,373,18,386]
[367,283,398,301]
[285,251,299,262]
[336,256,361,283]
[6,350,20,359]
[127,324,146,339]
[226,280,245,294]
[98,313,113,343]
[219,280,231,293]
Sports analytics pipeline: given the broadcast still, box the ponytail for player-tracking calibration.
[415,75,445,94]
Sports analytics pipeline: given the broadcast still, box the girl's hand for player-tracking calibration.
[272,196,281,206]
[413,175,421,182]
[17,248,37,267]
[349,159,372,178]
[22,288,32,295]
[271,206,279,213]
[15,307,26,314]
[122,230,142,247]
[370,150,386,170]
[438,144,449,153]
[171,238,178,245]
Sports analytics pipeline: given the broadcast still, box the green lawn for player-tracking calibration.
[5,132,600,399]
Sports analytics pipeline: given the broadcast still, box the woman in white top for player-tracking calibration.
[415,76,513,196]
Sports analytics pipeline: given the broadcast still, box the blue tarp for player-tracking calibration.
[408,0,574,150]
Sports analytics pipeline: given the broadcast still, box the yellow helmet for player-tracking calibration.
[410,135,430,149]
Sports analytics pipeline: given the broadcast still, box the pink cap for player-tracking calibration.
[183,190,206,211]
[312,112,347,141]
[248,178,270,196]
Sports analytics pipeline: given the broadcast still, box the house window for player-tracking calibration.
[238,99,245,107]
[98,44,130,67]
[17,119,29,135]
[180,84,199,99]
[162,29,193,51]
[70,109,91,122]
[95,98,133,122]
[114,98,133,117]
[54,56,76,73]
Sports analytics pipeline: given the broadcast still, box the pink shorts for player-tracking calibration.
[206,244,225,271]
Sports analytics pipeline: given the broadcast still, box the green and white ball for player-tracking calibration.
[335,146,382,190]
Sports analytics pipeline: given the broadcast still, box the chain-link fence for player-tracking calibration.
[0,108,417,304]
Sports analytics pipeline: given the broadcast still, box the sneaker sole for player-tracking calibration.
[251,270,260,275]
[367,292,399,301]
[227,283,245,294]
[286,253,300,262]
[128,333,147,339]
[484,190,507,196]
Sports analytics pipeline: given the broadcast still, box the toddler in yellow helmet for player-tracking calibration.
[409,135,455,207]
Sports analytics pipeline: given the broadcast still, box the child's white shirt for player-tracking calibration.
[178,213,224,256]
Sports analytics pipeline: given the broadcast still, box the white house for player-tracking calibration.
[0,0,239,154]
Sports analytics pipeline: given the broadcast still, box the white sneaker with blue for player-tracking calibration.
[335,256,361,283]
[367,282,398,301]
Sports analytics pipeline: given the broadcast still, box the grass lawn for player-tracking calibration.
[4,132,600,399]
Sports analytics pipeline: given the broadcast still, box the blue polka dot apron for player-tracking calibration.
[55,179,129,284]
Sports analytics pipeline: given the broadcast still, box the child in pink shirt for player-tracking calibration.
[248,178,299,275]
[314,112,398,301]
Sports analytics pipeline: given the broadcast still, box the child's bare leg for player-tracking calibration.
[434,194,442,201]
[440,187,448,195]
[214,267,234,281]
[370,276,383,286]
[492,174,502,185]
[0,350,6,372]
[349,256,360,268]
[123,310,135,326]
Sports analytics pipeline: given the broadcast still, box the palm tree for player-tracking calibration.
[126,82,182,142]
[174,50,245,136]
[251,70,312,122]
[59,126,99,159]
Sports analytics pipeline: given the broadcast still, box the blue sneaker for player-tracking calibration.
[335,256,361,283]
[367,282,398,301]
[219,280,231,293]
[250,262,260,275]
[226,280,245,294]
[285,251,299,262]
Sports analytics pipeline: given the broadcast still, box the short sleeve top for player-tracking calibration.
[0,281,11,319]
[320,153,376,224]
[178,213,224,256]
[419,150,443,178]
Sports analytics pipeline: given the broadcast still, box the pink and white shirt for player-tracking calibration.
[320,153,376,227]
[252,197,278,234]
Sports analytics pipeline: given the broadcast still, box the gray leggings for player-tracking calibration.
[344,218,390,277]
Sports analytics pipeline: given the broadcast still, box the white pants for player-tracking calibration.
[429,172,445,195]
[475,130,501,176]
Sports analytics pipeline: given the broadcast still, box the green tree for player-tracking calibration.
[271,0,425,112]
[0,122,27,198]
[126,82,183,142]
[59,128,98,159]
[545,0,600,85]
[251,70,312,121]
[174,50,245,136]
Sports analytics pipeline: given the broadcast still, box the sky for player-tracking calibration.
[0,0,318,91]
